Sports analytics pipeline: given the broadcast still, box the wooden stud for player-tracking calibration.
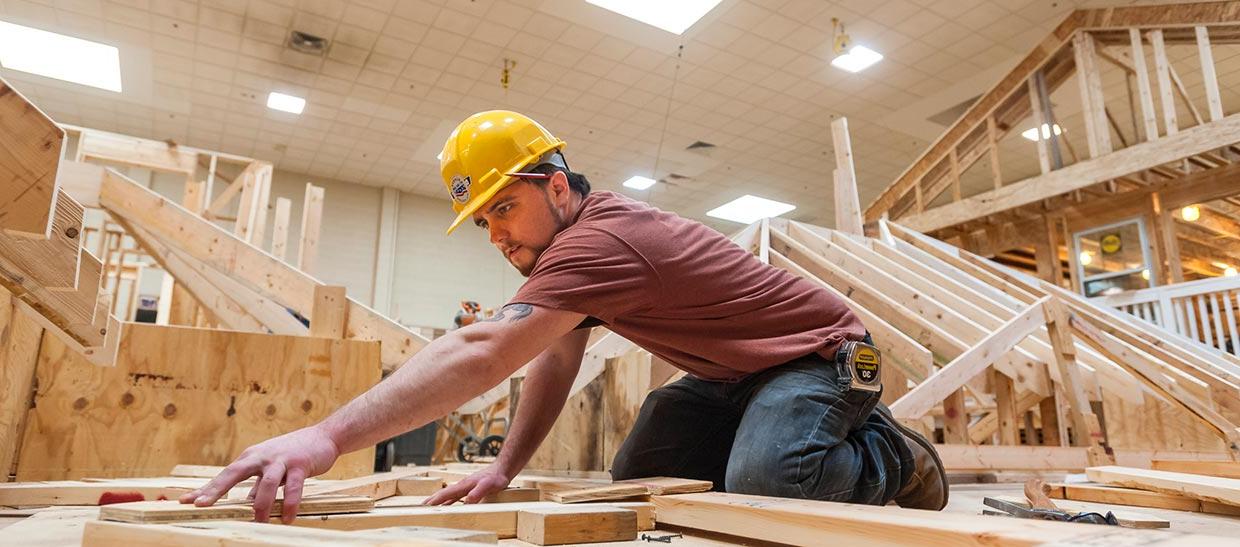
[943,389,969,444]
[1027,78,1052,175]
[987,116,1002,189]
[1196,26,1224,123]
[1073,31,1112,158]
[299,183,325,275]
[1039,393,1065,447]
[1148,30,1179,136]
[993,369,1020,445]
[310,285,348,339]
[830,117,864,236]
[270,197,292,261]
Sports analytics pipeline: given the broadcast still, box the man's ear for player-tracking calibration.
[550,171,571,202]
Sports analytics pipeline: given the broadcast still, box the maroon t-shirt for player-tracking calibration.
[511,191,865,382]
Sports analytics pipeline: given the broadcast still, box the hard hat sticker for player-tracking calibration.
[450,175,471,203]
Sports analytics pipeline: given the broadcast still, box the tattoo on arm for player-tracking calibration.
[481,303,534,323]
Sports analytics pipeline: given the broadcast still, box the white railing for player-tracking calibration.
[1092,276,1240,356]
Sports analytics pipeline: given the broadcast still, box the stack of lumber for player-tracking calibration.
[3,465,1235,546]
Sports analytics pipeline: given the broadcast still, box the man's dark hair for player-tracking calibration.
[527,153,591,197]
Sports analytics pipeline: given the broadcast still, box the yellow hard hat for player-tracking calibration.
[439,110,567,234]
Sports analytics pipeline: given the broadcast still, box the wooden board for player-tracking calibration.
[616,477,712,495]
[0,478,209,506]
[1049,482,1240,517]
[654,492,1234,546]
[82,519,492,546]
[515,506,637,545]
[99,496,374,523]
[0,76,65,238]
[543,483,648,504]
[1087,466,1240,507]
[15,323,380,481]
[397,476,446,496]
[305,468,431,499]
[170,464,226,478]
[290,501,654,537]
[1151,459,1240,479]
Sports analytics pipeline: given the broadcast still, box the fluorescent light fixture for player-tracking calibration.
[622,175,657,190]
[706,195,796,224]
[0,20,121,92]
[1021,123,1063,142]
[830,45,883,73]
[586,0,722,35]
[266,91,306,114]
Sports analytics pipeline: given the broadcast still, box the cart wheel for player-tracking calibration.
[457,435,480,462]
[478,434,505,457]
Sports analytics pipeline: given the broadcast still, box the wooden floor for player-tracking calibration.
[5,482,1237,546]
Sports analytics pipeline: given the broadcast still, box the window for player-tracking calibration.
[1073,219,1153,297]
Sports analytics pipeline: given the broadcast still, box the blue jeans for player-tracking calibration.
[610,350,914,504]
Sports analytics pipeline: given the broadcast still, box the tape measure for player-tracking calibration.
[836,340,882,393]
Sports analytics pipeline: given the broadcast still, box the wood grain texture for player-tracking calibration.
[0,190,84,290]
[1087,465,1240,507]
[99,496,374,523]
[1151,459,1240,479]
[516,506,637,545]
[0,288,43,478]
[655,492,1233,546]
[616,477,712,495]
[15,323,380,480]
[544,483,648,504]
[0,76,64,238]
[83,519,488,546]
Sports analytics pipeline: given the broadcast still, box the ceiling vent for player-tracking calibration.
[288,31,329,56]
[686,140,716,151]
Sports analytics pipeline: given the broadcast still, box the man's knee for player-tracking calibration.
[723,448,801,498]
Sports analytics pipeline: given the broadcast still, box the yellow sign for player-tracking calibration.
[1100,234,1122,254]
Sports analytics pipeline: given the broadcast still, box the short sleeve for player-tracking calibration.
[509,227,658,324]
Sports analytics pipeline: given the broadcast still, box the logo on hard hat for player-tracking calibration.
[450,175,471,203]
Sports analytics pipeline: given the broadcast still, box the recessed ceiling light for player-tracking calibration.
[267,91,306,114]
[586,0,722,35]
[706,195,796,224]
[1021,123,1063,142]
[0,20,121,92]
[830,45,883,73]
[622,175,657,190]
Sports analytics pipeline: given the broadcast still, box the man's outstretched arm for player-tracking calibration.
[424,326,590,504]
[178,303,585,522]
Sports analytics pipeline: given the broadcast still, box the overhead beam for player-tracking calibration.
[898,114,1240,232]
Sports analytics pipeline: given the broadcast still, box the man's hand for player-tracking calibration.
[178,426,339,523]
[423,466,513,505]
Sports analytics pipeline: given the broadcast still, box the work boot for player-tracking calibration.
[873,403,948,510]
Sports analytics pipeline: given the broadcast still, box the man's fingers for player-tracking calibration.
[280,468,307,524]
[250,464,286,522]
[464,479,500,504]
[193,461,261,507]
[425,480,471,505]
